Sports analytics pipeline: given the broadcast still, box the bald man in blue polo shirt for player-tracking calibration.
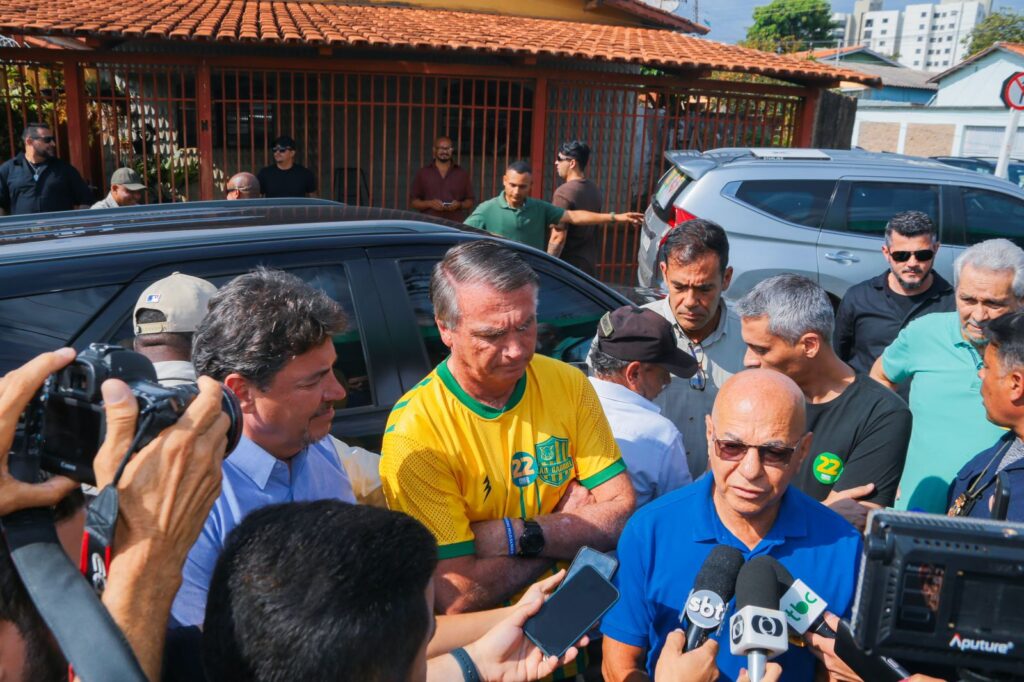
[601,369,862,682]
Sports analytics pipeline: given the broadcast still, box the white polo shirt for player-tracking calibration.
[589,376,692,507]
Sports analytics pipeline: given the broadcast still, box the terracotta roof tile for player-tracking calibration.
[0,1,878,85]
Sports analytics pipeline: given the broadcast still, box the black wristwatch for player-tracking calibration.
[516,520,545,558]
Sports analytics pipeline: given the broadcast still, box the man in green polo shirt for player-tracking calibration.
[871,238,1024,513]
[464,160,642,252]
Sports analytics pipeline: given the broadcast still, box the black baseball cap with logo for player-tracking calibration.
[596,306,698,378]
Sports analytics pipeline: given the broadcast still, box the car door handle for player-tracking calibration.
[824,251,860,263]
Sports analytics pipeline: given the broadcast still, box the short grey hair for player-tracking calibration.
[954,239,1024,299]
[430,239,540,328]
[588,343,630,378]
[735,273,834,345]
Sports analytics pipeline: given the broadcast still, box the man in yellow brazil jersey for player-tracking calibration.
[380,239,636,617]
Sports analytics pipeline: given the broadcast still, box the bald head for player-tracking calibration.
[226,172,260,199]
[713,369,806,438]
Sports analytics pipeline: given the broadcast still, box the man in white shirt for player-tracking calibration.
[589,306,697,506]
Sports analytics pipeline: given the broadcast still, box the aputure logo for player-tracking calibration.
[685,590,727,629]
[948,633,1016,655]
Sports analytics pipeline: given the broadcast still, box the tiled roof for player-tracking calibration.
[0,1,878,85]
[838,63,937,91]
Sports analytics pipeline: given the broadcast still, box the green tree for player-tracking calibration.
[742,0,837,54]
[966,10,1024,56]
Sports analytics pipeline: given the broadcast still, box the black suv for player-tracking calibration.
[0,200,628,450]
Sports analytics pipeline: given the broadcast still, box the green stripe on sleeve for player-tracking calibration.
[580,458,627,490]
[437,540,476,559]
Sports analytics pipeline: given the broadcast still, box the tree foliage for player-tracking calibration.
[966,10,1024,56]
[742,0,837,54]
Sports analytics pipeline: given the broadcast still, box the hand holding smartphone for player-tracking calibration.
[523,564,619,658]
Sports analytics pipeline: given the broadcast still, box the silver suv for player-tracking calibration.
[638,148,1024,302]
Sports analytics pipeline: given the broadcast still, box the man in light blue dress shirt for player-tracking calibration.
[170,268,356,627]
[589,306,697,507]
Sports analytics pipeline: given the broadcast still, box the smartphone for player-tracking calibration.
[561,546,618,586]
[524,565,619,658]
[991,471,1011,520]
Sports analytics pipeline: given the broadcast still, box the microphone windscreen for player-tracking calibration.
[693,545,746,602]
[736,555,782,611]
[770,557,795,591]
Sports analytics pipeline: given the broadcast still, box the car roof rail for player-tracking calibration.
[0,199,462,246]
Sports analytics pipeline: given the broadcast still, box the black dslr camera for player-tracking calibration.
[13,343,242,485]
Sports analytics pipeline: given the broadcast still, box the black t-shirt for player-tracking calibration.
[257,163,316,198]
[795,374,912,505]
[0,153,93,214]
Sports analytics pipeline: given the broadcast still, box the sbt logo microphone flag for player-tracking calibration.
[683,589,727,629]
[779,579,827,635]
[729,606,788,658]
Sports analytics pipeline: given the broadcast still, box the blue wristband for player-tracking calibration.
[502,517,516,556]
[451,647,481,682]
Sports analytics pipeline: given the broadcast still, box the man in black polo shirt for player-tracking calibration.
[738,273,912,530]
[834,211,955,379]
[256,135,317,198]
[0,123,92,215]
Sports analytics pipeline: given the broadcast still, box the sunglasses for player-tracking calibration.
[713,436,798,468]
[272,146,293,153]
[889,249,934,262]
[31,135,55,143]
[688,341,706,391]
[556,155,571,162]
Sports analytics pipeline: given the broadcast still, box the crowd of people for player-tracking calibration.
[1,126,1022,682]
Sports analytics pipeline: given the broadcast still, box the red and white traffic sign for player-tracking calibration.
[1001,72,1024,110]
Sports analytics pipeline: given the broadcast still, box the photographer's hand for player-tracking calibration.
[93,376,229,682]
[0,348,80,515]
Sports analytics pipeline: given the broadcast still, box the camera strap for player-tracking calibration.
[81,486,118,594]
[2,507,147,682]
[948,438,1012,517]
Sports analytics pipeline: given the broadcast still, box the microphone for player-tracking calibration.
[681,545,746,652]
[770,559,835,638]
[764,556,909,682]
[729,556,788,682]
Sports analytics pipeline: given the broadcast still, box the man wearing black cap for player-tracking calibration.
[589,306,697,507]
[257,135,317,198]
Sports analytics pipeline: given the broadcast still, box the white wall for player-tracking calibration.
[934,50,1024,106]
[852,103,1024,156]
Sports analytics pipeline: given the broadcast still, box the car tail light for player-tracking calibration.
[659,206,699,248]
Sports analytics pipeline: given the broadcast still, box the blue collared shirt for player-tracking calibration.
[589,376,692,507]
[601,474,862,682]
[170,435,356,627]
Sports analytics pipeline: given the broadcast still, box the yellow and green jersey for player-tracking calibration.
[380,353,625,559]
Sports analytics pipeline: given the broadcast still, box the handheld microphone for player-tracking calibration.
[764,556,909,682]
[681,545,746,652]
[729,556,788,682]
[770,559,835,638]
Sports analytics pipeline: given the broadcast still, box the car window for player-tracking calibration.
[398,259,607,369]
[0,285,121,373]
[732,180,835,228]
[107,264,376,409]
[961,188,1024,247]
[844,182,940,235]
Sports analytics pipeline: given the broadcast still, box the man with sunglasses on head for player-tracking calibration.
[256,135,317,198]
[834,211,954,383]
[602,369,863,682]
[549,140,602,276]
[737,274,911,530]
[871,238,1024,513]
[640,219,747,480]
[0,123,92,215]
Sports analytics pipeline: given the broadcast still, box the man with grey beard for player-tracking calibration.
[834,211,955,378]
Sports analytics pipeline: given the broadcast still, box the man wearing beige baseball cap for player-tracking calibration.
[91,167,147,209]
[133,272,217,386]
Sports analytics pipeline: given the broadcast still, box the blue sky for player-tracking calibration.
[694,0,1024,44]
